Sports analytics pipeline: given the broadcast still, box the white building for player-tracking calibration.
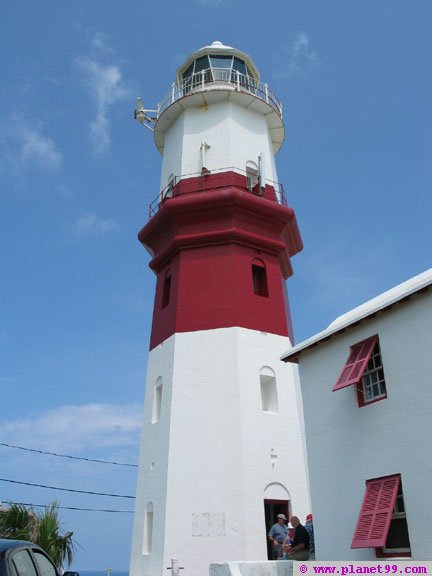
[130,42,310,576]
[282,268,432,560]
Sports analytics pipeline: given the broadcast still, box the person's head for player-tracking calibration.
[277,513,287,524]
[290,515,300,527]
[306,514,313,524]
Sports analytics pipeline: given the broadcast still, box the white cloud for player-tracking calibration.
[19,126,62,169]
[279,31,320,78]
[91,32,114,55]
[0,403,142,454]
[77,54,129,156]
[74,212,119,236]
[0,115,62,173]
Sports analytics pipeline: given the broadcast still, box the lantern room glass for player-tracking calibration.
[181,54,256,89]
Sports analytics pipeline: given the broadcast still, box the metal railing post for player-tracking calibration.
[148,168,286,220]
[156,71,282,119]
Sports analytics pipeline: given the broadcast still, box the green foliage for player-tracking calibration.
[0,501,75,569]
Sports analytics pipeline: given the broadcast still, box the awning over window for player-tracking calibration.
[351,475,400,549]
[332,335,378,392]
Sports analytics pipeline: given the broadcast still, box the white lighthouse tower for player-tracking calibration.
[130,41,310,576]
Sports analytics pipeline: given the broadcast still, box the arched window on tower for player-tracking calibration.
[252,258,269,297]
[142,502,153,555]
[151,377,163,424]
[162,270,171,308]
[260,366,279,413]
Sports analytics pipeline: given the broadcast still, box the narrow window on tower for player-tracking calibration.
[252,259,269,297]
[142,502,153,555]
[151,377,163,424]
[164,173,175,199]
[246,161,259,193]
[260,367,279,413]
[162,271,171,308]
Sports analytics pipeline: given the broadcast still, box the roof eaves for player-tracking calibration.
[281,269,432,364]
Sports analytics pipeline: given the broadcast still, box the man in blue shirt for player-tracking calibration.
[268,514,288,560]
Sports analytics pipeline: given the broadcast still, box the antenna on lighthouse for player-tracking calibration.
[134,97,157,132]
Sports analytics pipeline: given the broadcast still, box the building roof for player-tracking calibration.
[282,268,432,363]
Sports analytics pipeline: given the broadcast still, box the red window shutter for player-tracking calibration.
[332,335,378,392]
[351,475,400,549]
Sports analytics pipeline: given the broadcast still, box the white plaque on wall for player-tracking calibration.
[192,512,225,537]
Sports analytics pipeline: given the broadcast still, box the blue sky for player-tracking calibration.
[1,0,430,570]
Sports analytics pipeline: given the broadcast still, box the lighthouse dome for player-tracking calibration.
[201,40,234,50]
[176,40,260,85]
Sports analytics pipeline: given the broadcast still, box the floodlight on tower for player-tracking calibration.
[134,96,157,132]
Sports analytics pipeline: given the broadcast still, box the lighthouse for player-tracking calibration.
[129,41,310,576]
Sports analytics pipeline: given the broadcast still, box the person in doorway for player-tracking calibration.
[268,513,287,560]
[304,514,315,559]
[283,515,310,560]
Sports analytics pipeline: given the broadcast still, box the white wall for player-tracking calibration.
[130,327,310,576]
[160,99,280,189]
[296,292,432,560]
[129,336,175,576]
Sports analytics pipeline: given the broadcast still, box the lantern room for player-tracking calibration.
[177,40,260,89]
[153,41,285,196]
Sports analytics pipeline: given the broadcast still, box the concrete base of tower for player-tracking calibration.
[210,560,294,576]
[129,327,310,576]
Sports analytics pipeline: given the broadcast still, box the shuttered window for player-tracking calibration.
[351,475,400,549]
[333,335,378,392]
